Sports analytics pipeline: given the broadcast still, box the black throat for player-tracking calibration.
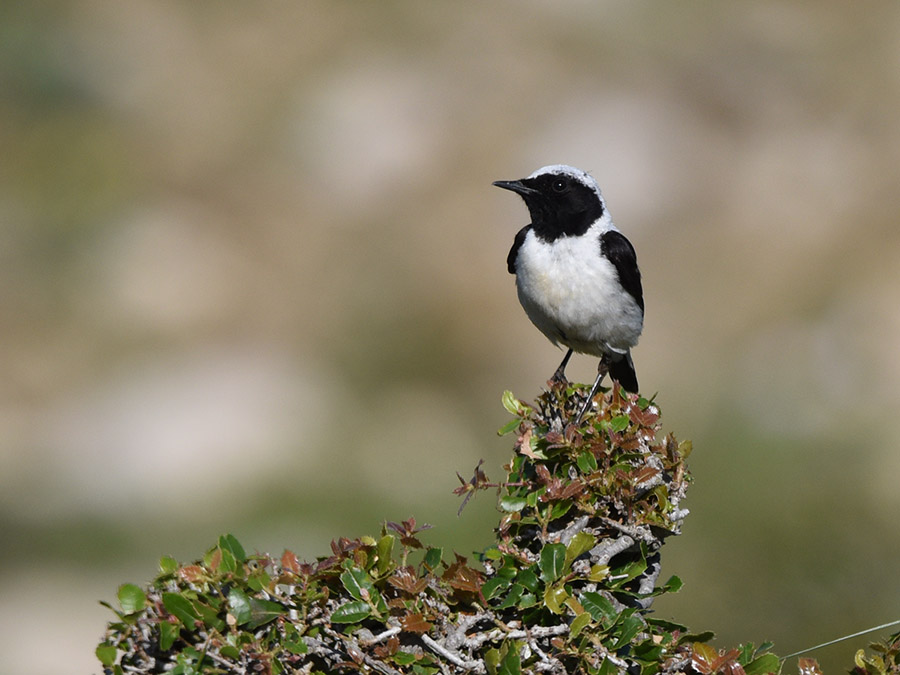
[529,207,600,242]
[519,174,605,243]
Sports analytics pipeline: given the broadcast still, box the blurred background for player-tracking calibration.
[2,1,900,672]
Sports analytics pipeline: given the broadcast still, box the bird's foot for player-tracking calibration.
[548,368,569,386]
[573,397,594,427]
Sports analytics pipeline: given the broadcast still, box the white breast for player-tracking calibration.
[514,222,643,357]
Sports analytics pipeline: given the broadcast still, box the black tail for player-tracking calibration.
[608,351,639,393]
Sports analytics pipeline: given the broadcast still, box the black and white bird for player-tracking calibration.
[493,164,644,422]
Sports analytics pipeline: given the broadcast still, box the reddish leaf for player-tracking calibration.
[628,402,659,428]
[723,662,747,675]
[373,636,400,659]
[400,612,433,634]
[798,658,824,675]
[281,550,302,574]
[208,549,222,573]
[177,565,206,583]
[442,554,483,595]
[387,567,427,595]
[331,537,363,557]
[516,426,540,459]
[544,430,565,445]
[633,466,660,485]
[619,437,643,451]
[535,465,552,484]
[314,556,339,574]
[692,643,718,674]
[386,517,432,539]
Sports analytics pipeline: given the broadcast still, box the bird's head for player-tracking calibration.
[493,165,607,239]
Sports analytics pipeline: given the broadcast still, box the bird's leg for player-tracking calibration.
[550,348,574,384]
[574,358,610,425]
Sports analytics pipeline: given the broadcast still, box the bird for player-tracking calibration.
[493,164,644,423]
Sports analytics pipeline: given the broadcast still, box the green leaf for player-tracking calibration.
[539,543,566,582]
[612,614,644,649]
[661,575,683,593]
[485,648,501,675]
[424,547,443,571]
[609,415,630,432]
[247,598,285,629]
[159,620,179,651]
[219,644,241,660]
[597,655,620,675]
[569,611,592,639]
[498,642,521,675]
[588,564,609,582]
[331,600,371,623]
[565,531,596,568]
[580,592,617,623]
[634,641,665,661]
[285,637,308,655]
[754,642,775,658]
[481,576,510,600]
[496,560,518,580]
[646,617,688,633]
[162,592,199,627]
[218,548,237,575]
[549,500,572,520]
[95,643,117,667]
[501,390,523,416]
[495,583,524,610]
[743,653,780,675]
[610,546,647,586]
[680,630,716,645]
[218,534,246,562]
[227,588,252,625]
[117,583,146,614]
[195,601,225,631]
[497,418,521,436]
[482,546,502,561]
[159,555,178,575]
[376,535,395,576]
[341,567,375,601]
[543,583,568,614]
[576,451,598,474]
[517,567,540,592]
[248,568,271,592]
[499,496,527,513]
[394,651,418,666]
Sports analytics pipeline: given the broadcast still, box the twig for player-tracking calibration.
[590,533,635,565]
[421,634,483,671]
[635,554,662,608]
[600,517,655,543]
[444,610,489,650]
[465,623,570,650]
[595,643,631,670]
[557,515,590,546]
[781,619,900,660]
[363,652,405,675]
[204,649,247,674]
[363,626,402,645]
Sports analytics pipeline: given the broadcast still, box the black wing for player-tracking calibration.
[507,225,531,274]
[599,230,644,312]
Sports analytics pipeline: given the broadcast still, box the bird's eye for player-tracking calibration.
[551,179,567,193]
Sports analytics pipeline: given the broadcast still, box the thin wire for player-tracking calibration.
[781,619,900,660]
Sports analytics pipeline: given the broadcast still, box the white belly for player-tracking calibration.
[515,228,643,357]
